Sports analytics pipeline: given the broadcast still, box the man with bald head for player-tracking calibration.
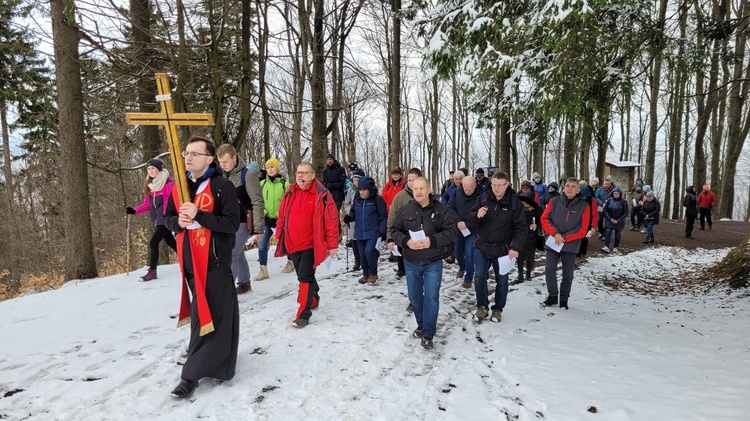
[275,162,340,328]
[447,175,482,288]
[390,177,458,349]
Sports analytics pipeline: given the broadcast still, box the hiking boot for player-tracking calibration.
[475,307,489,321]
[490,310,502,323]
[542,295,558,307]
[445,255,455,264]
[396,270,405,279]
[406,303,414,313]
[461,281,472,289]
[413,327,422,338]
[170,379,199,399]
[368,275,378,284]
[292,318,309,328]
[140,268,157,282]
[420,338,434,349]
[281,261,295,273]
[612,247,619,254]
[236,283,252,294]
[457,269,465,278]
[358,275,369,284]
[601,246,610,253]
[254,265,269,281]
[352,264,361,271]
[560,300,569,310]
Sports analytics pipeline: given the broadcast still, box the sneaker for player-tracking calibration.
[170,379,199,399]
[413,327,422,338]
[640,228,646,233]
[560,300,569,310]
[461,281,472,289]
[236,283,252,294]
[140,268,157,282]
[368,275,378,284]
[490,310,502,323]
[457,270,465,279]
[358,275,369,284]
[601,246,610,253]
[254,265,269,281]
[291,318,309,328]
[542,295,558,307]
[281,261,295,273]
[630,226,637,231]
[475,307,489,321]
[420,338,434,349]
[406,303,414,313]
[396,270,405,279]
[612,247,618,253]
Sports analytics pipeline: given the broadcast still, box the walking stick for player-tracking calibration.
[345,224,350,270]
[125,214,132,275]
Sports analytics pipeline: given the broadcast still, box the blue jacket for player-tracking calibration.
[602,187,629,230]
[441,182,459,204]
[532,179,547,199]
[595,185,614,210]
[347,176,387,240]
[447,185,482,235]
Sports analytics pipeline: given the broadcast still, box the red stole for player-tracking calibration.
[172,179,215,336]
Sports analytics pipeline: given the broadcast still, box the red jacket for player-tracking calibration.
[381,177,407,213]
[275,179,339,267]
[697,190,716,209]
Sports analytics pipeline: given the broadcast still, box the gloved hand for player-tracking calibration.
[126,207,136,215]
[343,215,353,224]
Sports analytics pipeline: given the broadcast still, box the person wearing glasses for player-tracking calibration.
[274,162,340,328]
[601,187,628,254]
[540,178,591,310]
[164,137,241,399]
[467,171,527,323]
[216,144,265,294]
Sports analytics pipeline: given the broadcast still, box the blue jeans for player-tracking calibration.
[646,223,655,239]
[630,207,641,227]
[473,249,509,311]
[232,224,251,284]
[258,222,289,266]
[357,238,379,276]
[454,234,476,281]
[404,259,443,339]
[604,227,622,248]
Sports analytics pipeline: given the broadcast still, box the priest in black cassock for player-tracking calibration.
[164,136,241,399]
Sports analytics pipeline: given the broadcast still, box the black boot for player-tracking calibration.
[170,379,199,399]
[542,295,558,307]
[560,299,569,310]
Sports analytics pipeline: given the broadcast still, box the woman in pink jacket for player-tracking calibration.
[126,158,177,281]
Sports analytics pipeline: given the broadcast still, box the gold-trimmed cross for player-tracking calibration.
[126,73,215,205]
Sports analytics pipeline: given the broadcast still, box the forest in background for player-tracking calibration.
[1,0,749,299]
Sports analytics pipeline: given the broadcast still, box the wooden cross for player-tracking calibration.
[126,73,215,205]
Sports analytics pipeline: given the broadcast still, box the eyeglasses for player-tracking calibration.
[182,151,212,158]
[492,182,508,188]
[296,171,314,176]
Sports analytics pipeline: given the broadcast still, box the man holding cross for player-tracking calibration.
[164,136,241,399]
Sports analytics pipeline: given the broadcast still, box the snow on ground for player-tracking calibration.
[1,246,749,420]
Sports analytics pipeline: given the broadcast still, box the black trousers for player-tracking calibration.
[686,213,696,236]
[699,208,712,228]
[149,225,177,269]
[291,248,320,320]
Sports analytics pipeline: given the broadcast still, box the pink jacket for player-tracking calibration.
[134,178,174,226]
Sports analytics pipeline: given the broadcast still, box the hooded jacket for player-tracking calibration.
[322,160,347,204]
[541,182,561,208]
[683,186,698,217]
[347,176,388,240]
[467,188,528,259]
[602,187,629,230]
[390,196,458,264]
[532,172,547,198]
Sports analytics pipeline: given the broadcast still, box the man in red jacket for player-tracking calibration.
[697,184,717,230]
[275,162,340,328]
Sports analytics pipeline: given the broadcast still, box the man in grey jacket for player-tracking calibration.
[540,178,591,309]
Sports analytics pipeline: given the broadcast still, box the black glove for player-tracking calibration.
[380,233,387,242]
[343,215,353,224]
[126,207,136,215]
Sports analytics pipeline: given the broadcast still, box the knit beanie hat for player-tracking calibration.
[646,191,655,197]
[247,161,261,176]
[325,153,335,160]
[643,184,652,192]
[265,158,281,172]
[146,158,164,171]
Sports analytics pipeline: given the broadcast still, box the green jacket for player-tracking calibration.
[261,175,290,218]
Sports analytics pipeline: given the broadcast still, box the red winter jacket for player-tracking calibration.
[275,179,340,267]
[381,177,407,213]
[697,190,717,209]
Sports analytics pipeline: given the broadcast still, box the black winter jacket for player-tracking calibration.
[322,161,347,204]
[447,186,482,235]
[390,196,458,265]
[467,188,528,259]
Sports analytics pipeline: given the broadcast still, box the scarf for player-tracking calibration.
[172,178,215,336]
[148,169,170,193]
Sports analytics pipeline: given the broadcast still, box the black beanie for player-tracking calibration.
[147,158,164,171]
[325,153,335,160]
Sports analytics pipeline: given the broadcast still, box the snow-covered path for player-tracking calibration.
[1,246,748,420]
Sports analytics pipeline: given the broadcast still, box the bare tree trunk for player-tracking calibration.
[207,0,225,145]
[130,0,160,159]
[1,99,13,212]
[645,0,668,184]
[563,115,576,178]
[50,0,98,281]
[430,77,439,189]
[389,0,402,170]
